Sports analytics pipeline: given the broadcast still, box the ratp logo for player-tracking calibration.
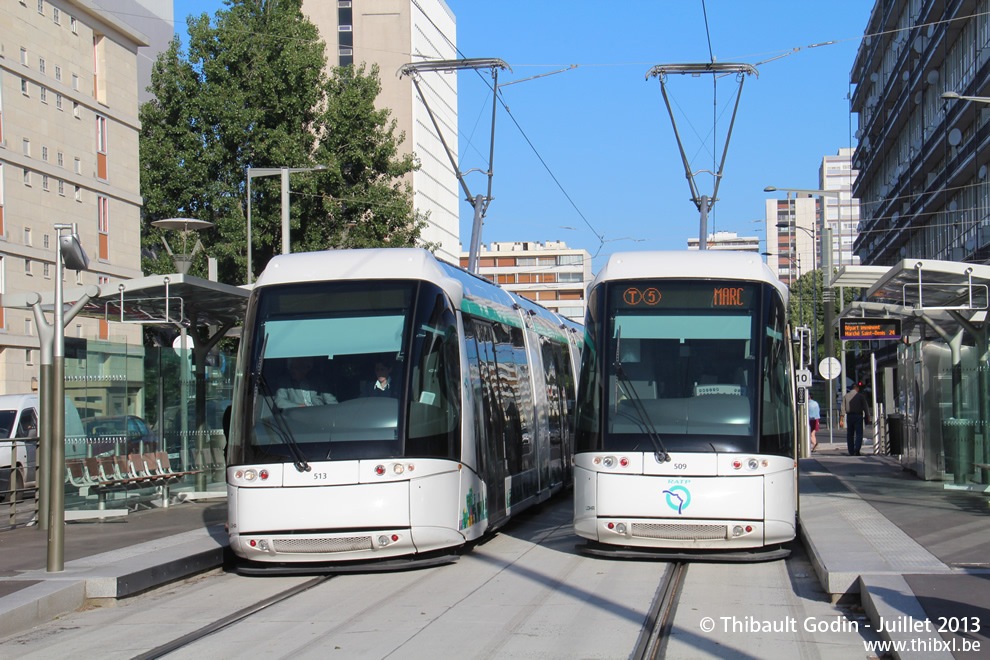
[663,486,691,514]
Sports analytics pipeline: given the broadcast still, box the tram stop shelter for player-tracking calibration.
[3,273,250,492]
[834,259,990,485]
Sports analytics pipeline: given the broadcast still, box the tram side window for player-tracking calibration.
[467,318,507,478]
[761,294,794,456]
[493,323,531,473]
[406,288,460,459]
[540,339,567,448]
[575,287,602,452]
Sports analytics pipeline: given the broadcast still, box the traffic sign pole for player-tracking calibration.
[819,357,842,446]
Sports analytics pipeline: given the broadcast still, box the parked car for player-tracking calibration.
[84,414,157,456]
[0,394,85,501]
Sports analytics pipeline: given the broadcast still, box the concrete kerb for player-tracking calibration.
[858,574,955,660]
[0,580,86,639]
[0,524,229,637]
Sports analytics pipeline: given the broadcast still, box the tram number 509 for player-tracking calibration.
[673,463,687,470]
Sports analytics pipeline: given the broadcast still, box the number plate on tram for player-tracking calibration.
[643,453,717,476]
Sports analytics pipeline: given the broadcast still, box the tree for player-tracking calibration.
[139,0,429,285]
[789,270,859,361]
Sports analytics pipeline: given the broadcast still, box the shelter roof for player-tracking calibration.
[2,273,250,330]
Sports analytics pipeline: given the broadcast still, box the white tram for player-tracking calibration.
[227,248,582,572]
[573,251,797,560]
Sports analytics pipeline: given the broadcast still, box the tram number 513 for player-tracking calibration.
[313,472,328,480]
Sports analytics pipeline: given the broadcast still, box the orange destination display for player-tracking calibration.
[839,318,902,341]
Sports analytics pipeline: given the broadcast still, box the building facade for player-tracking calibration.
[460,241,592,322]
[303,0,460,263]
[765,196,818,286]
[851,0,990,265]
[820,148,861,267]
[687,230,760,252]
[0,0,152,393]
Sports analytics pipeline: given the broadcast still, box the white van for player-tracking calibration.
[0,393,85,500]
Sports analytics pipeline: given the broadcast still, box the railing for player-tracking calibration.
[0,438,39,531]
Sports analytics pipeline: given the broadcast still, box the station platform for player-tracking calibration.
[0,439,987,657]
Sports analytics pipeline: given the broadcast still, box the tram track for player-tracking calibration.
[130,575,333,660]
[632,561,688,660]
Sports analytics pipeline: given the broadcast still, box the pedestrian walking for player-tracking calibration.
[808,397,820,453]
[841,382,871,456]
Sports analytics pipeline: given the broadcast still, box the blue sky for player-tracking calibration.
[170,1,872,270]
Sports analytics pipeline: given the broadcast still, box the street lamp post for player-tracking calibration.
[778,221,819,367]
[245,165,327,284]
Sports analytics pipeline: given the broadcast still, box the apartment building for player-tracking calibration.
[687,230,760,252]
[820,148,861,268]
[460,241,593,322]
[765,196,818,286]
[0,1,150,393]
[303,0,460,263]
[851,1,990,265]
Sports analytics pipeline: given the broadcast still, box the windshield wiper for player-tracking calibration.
[252,334,311,473]
[613,328,670,463]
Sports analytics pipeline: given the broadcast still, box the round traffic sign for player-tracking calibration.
[819,357,842,381]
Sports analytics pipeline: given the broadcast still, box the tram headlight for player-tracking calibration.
[392,463,405,475]
[733,525,744,537]
[602,456,617,469]
[615,523,627,535]
[244,469,258,481]
[747,458,759,471]
[378,535,391,547]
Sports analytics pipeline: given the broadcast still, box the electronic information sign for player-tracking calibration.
[839,318,902,341]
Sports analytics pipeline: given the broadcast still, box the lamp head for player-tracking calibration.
[59,233,90,271]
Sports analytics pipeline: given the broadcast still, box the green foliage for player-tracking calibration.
[139,0,428,285]
[789,270,859,361]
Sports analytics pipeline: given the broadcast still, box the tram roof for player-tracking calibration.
[256,249,580,343]
[593,251,787,300]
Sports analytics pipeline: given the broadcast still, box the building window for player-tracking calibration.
[74,157,81,174]
[0,164,5,236]
[57,151,63,167]
[97,195,109,259]
[56,93,63,110]
[55,65,61,82]
[22,139,29,156]
[53,6,59,24]
[41,146,48,161]
[25,258,31,275]
[37,0,43,14]
[40,87,48,103]
[73,101,80,118]
[57,179,64,196]
[42,174,49,191]
[20,49,28,66]
[96,115,108,180]
[23,169,30,186]
[74,185,81,202]
[23,229,28,247]
[26,349,33,365]
[39,58,46,75]
[43,263,50,278]
[71,16,77,34]
[21,79,29,96]
[43,234,49,249]
[72,74,79,91]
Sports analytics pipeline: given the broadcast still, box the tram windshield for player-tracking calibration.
[229,280,461,466]
[575,280,793,455]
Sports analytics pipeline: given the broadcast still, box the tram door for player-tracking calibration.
[467,320,509,527]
